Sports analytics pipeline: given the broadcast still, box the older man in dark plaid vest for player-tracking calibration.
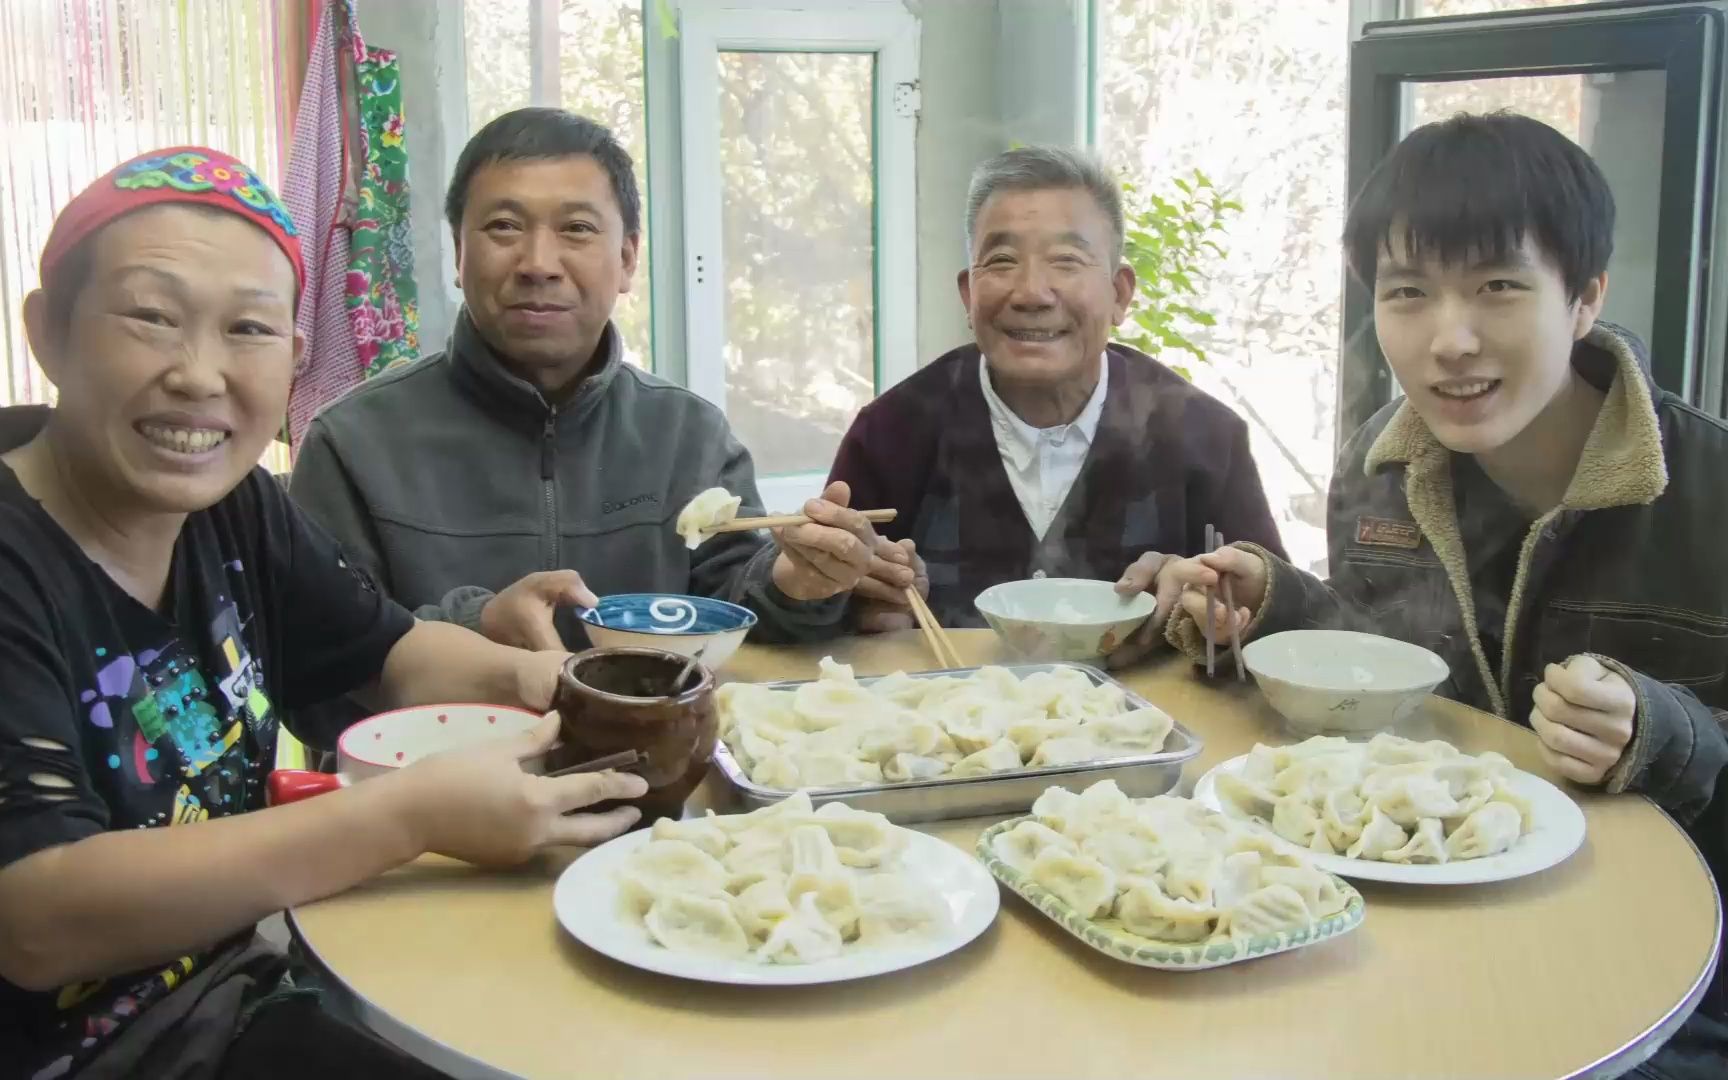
[830,146,1286,641]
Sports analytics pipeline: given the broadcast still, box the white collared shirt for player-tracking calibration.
[978,353,1109,540]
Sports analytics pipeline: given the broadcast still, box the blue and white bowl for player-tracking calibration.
[576,594,758,670]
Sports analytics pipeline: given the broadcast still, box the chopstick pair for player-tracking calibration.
[1203,524,1247,683]
[905,587,962,670]
[702,509,898,536]
[545,748,643,779]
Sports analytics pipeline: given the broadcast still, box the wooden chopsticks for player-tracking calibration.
[905,587,962,669]
[1205,524,1247,682]
[702,509,898,536]
[546,748,643,779]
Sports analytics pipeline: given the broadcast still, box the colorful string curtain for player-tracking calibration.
[0,0,296,412]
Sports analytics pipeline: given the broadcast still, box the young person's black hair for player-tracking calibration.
[1344,111,1615,301]
[444,107,642,238]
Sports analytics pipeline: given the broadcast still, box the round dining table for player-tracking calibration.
[289,630,1721,1080]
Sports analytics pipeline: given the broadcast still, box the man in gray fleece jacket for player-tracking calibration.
[290,108,914,652]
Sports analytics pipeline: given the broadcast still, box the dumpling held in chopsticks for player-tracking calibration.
[676,486,742,549]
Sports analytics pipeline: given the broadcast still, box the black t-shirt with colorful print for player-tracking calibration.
[0,407,414,1079]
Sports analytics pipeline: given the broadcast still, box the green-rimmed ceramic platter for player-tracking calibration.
[975,816,1366,970]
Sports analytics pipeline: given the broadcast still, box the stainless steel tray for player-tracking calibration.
[712,662,1203,824]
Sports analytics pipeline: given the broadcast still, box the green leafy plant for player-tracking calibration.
[1117,169,1241,379]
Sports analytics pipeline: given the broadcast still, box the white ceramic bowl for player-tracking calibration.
[1242,630,1449,735]
[576,593,757,671]
[973,577,1157,661]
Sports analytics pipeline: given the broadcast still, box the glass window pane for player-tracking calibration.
[1409,0,1587,16]
[1405,71,1666,349]
[464,0,531,129]
[717,50,876,479]
[1098,0,1348,575]
[560,0,650,370]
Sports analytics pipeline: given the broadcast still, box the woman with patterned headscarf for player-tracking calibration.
[0,148,643,1078]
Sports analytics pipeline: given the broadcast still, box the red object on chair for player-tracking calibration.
[267,769,346,806]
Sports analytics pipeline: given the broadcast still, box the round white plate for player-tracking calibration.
[553,828,1000,985]
[1193,754,1587,885]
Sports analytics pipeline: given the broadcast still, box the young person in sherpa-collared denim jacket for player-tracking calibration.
[1161,113,1728,1079]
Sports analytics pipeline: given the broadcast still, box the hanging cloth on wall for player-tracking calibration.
[346,41,421,377]
[282,0,362,449]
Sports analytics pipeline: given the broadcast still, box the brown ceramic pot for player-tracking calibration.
[552,647,717,826]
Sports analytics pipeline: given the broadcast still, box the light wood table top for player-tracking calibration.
[291,631,1721,1080]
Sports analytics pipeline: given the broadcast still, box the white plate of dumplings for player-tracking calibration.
[1193,734,1586,885]
[553,792,1000,985]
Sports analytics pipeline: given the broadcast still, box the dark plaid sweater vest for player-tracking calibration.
[829,343,1287,628]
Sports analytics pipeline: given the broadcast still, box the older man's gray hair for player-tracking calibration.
[963,145,1125,261]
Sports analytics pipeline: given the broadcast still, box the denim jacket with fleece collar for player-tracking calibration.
[1171,323,1728,1036]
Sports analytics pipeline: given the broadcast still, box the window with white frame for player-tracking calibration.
[463,0,920,511]
[1096,0,1350,575]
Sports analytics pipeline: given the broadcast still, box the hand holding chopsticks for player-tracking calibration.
[1202,524,1247,682]
[701,508,897,536]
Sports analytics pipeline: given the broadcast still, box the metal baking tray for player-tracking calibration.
[712,662,1203,824]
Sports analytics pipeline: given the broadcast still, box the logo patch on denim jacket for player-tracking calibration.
[1355,516,1422,550]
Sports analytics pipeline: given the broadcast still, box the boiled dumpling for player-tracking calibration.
[1028,735,1109,768]
[856,715,944,763]
[750,751,802,790]
[1445,801,1523,860]
[676,487,742,549]
[817,656,857,683]
[855,873,951,946]
[791,750,882,790]
[811,802,906,868]
[1383,817,1449,864]
[784,825,860,936]
[1160,846,1224,905]
[721,790,814,837]
[1029,848,1118,919]
[792,679,876,732]
[1081,824,1167,878]
[940,694,1019,754]
[650,815,729,860]
[1210,850,1265,910]
[1031,786,1084,833]
[882,753,950,782]
[1345,805,1409,860]
[1270,795,1324,848]
[1364,766,1461,827]
[1082,705,1175,751]
[618,840,729,916]
[644,893,750,957]
[1221,882,1311,940]
[729,875,794,939]
[951,737,1023,777]
[1260,864,1348,919]
[755,893,843,964]
[1215,771,1280,823]
[1114,877,1217,943]
[1320,788,1366,851]
[1004,716,1079,759]
[992,819,1078,874]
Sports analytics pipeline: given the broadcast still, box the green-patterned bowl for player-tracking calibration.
[975,816,1366,970]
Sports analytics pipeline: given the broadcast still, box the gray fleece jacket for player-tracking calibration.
[288,310,845,647]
